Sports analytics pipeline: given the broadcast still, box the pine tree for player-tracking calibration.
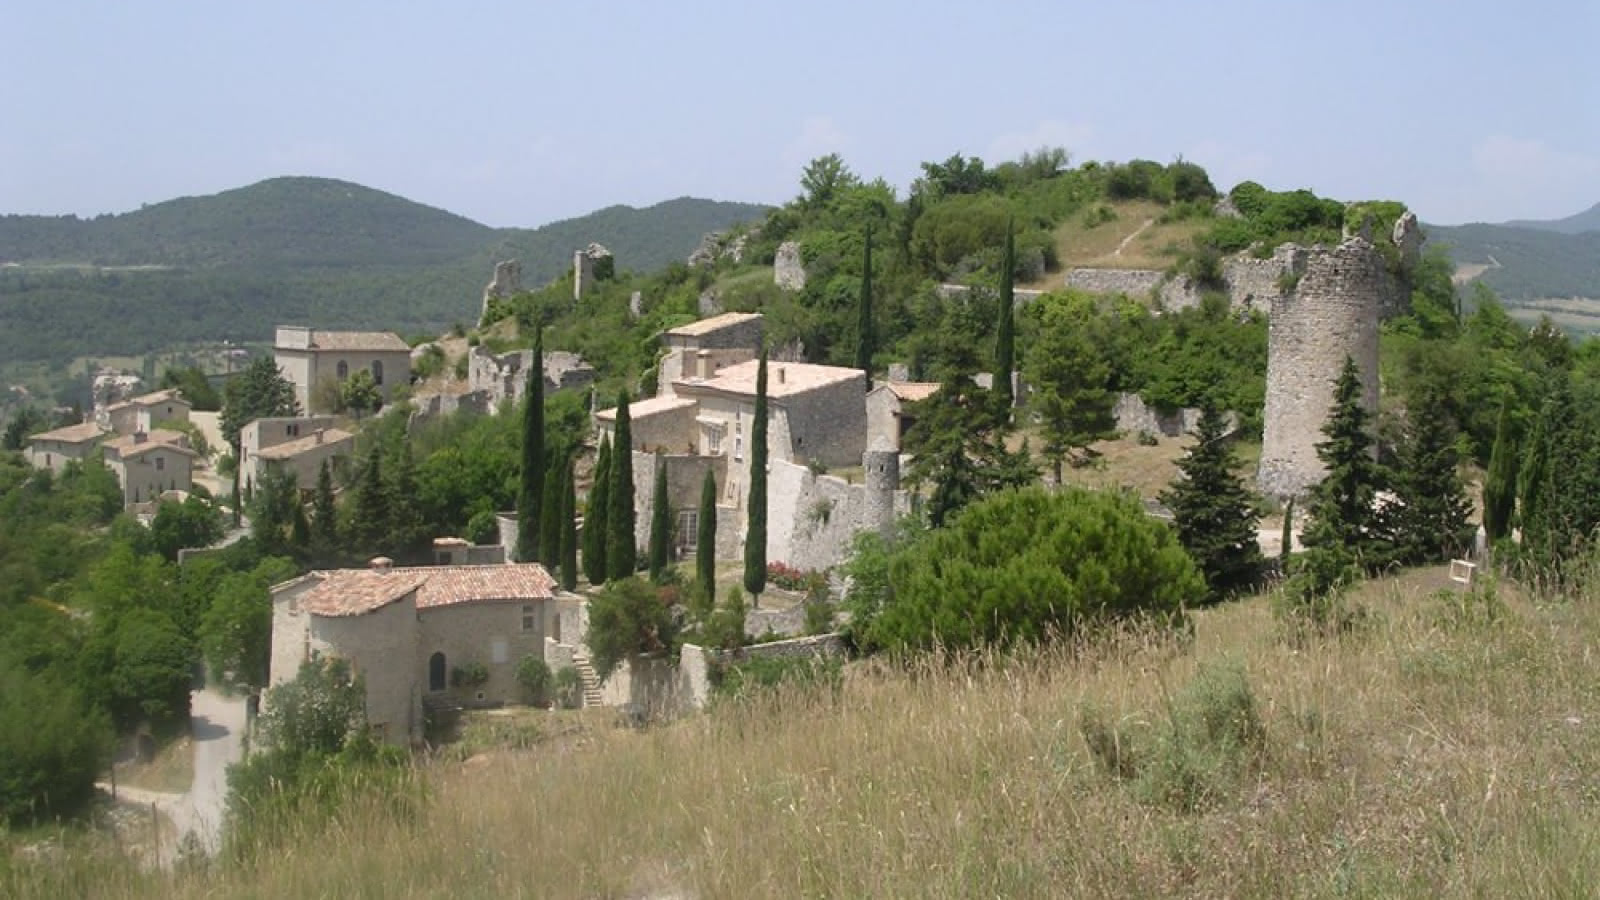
[855,225,875,386]
[1023,293,1116,484]
[350,445,388,552]
[290,497,312,550]
[648,451,670,582]
[559,458,578,592]
[515,326,545,563]
[994,217,1016,409]
[1159,405,1262,601]
[1393,383,1473,565]
[903,375,1033,527]
[697,468,717,609]
[539,454,563,566]
[583,436,612,585]
[385,443,425,558]
[744,349,769,597]
[312,459,338,549]
[606,391,637,579]
[1482,402,1518,544]
[1300,356,1394,570]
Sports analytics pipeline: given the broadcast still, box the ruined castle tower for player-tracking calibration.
[863,449,900,538]
[1256,238,1387,498]
[479,259,522,326]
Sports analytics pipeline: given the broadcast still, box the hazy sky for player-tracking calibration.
[3,1,1595,228]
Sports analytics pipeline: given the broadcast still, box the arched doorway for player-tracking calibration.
[428,652,447,692]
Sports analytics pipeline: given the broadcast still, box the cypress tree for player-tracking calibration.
[583,436,612,585]
[995,217,1016,409]
[744,349,769,597]
[1281,497,1295,560]
[351,445,388,552]
[559,458,578,592]
[1517,389,1557,549]
[697,468,717,609]
[385,443,425,557]
[855,225,875,386]
[1393,383,1474,565]
[1300,355,1394,570]
[290,498,311,550]
[648,451,670,582]
[312,459,338,549]
[1482,402,1518,544]
[539,454,564,567]
[1159,404,1263,601]
[606,390,637,579]
[515,326,546,563]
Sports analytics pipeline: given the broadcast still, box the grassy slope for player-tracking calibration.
[13,569,1598,898]
[1020,199,1208,289]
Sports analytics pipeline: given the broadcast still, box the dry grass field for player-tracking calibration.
[11,566,1599,899]
[1020,199,1209,289]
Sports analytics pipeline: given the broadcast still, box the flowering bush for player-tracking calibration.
[766,561,823,592]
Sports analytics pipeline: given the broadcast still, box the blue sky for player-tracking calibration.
[3,0,1595,227]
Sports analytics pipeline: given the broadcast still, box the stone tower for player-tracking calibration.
[573,243,613,300]
[863,449,900,538]
[1256,237,1387,498]
[480,259,521,326]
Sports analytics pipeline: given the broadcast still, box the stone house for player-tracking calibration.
[268,559,566,745]
[99,389,191,436]
[103,430,196,506]
[866,381,940,452]
[240,416,341,491]
[26,421,106,473]
[250,427,355,494]
[656,312,764,396]
[273,326,413,414]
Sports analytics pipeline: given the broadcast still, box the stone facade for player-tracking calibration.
[866,381,939,452]
[480,259,522,325]
[101,389,191,436]
[466,345,596,411]
[252,427,355,495]
[1064,244,1310,315]
[1257,237,1388,498]
[240,416,339,491]
[104,431,196,507]
[91,371,144,422]
[273,326,413,415]
[774,241,806,291]
[572,243,612,300]
[1113,393,1238,439]
[1062,267,1167,299]
[25,421,105,473]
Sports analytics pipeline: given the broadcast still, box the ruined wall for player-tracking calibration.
[1064,245,1306,315]
[1062,268,1166,299]
[480,259,521,325]
[774,241,806,291]
[765,457,908,573]
[466,346,595,411]
[1113,393,1239,439]
[1257,237,1386,498]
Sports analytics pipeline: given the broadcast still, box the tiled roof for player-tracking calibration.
[306,331,411,352]
[111,435,199,460]
[106,389,189,413]
[883,381,940,402]
[29,422,106,444]
[104,429,187,452]
[594,396,695,421]
[257,428,355,461]
[296,563,558,618]
[663,312,762,338]
[675,358,864,400]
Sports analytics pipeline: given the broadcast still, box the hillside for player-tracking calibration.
[1502,200,1600,235]
[0,178,768,363]
[1426,220,1600,325]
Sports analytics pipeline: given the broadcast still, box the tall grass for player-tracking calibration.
[8,567,1600,898]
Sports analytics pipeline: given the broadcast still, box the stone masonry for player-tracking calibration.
[480,259,522,326]
[774,241,807,291]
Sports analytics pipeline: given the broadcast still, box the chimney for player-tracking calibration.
[369,556,393,571]
[133,430,148,445]
[697,350,713,380]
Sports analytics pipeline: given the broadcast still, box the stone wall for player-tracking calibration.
[1063,268,1167,299]
[480,259,521,325]
[765,457,908,573]
[407,389,493,431]
[466,346,595,411]
[1113,393,1238,439]
[774,241,806,291]
[1257,237,1387,498]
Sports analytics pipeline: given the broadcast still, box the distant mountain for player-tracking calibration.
[1426,219,1600,307]
[0,177,769,363]
[1500,201,1600,235]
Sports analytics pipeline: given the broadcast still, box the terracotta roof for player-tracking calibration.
[104,429,187,452]
[305,331,411,352]
[295,563,557,618]
[106,389,189,413]
[675,359,864,400]
[257,428,355,461]
[29,422,106,444]
[883,381,940,403]
[594,396,695,421]
[663,312,762,338]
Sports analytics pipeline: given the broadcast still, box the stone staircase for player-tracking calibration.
[569,651,605,708]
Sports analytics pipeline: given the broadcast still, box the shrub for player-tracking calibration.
[451,662,489,689]
[552,666,582,709]
[765,561,818,591]
[712,654,842,702]
[584,576,680,680]
[1082,204,1118,229]
[0,655,113,824]
[515,656,552,706]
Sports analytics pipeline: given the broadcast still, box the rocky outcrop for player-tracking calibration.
[774,241,807,291]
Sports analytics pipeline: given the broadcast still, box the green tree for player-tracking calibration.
[858,487,1202,655]
[1299,356,1394,570]
[1024,292,1117,484]
[0,653,113,824]
[994,218,1016,408]
[220,356,298,524]
[744,350,769,597]
[312,459,339,551]
[150,494,224,561]
[158,365,222,411]
[583,577,678,681]
[697,468,717,609]
[798,153,860,210]
[559,458,578,592]
[257,657,366,757]
[648,451,670,582]
[250,468,299,556]
[607,390,637,579]
[584,436,613,585]
[1481,404,1518,546]
[516,328,545,563]
[1393,384,1474,564]
[855,225,875,384]
[199,563,287,690]
[903,376,1034,527]
[107,607,195,731]
[349,445,388,552]
[340,370,381,419]
[539,454,564,567]
[384,443,426,557]
[1159,405,1263,601]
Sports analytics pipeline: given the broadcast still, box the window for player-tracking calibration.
[734,436,743,461]
[678,509,699,550]
[428,652,447,692]
[336,360,349,380]
[155,456,165,472]
[287,423,300,437]
[521,604,536,632]
[491,637,508,664]
[371,360,384,385]
[704,424,722,455]
[44,453,51,467]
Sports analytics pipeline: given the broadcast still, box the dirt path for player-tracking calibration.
[1112,218,1156,258]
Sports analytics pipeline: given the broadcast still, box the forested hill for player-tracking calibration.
[0,178,768,362]
[1501,201,1600,235]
